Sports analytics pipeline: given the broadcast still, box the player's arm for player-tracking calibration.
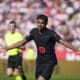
[0,39,27,52]
[20,44,26,49]
[59,39,79,51]
[6,39,27,51]
[52,31,80,52]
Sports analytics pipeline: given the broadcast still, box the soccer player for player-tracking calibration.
[2,21,26,80]
[1,14,80,80]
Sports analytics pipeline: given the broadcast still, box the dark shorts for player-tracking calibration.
[35,62,55,80]
[7,54,22,69]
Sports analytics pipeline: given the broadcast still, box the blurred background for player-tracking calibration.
[0,0,80,80]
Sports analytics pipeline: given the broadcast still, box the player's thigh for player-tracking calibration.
[41,63,54,80]
[36,63,54,80]
[14,55,22,76]
[7,56,15,68]
[7,57,14,76]
[35,63,43,79]
[15,54,22,69]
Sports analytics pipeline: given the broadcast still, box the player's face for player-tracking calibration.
[36,19,46,31]
[9,23,16,33]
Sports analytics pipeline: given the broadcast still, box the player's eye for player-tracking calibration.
[37,21,44,24]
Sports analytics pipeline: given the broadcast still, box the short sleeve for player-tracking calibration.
[52,31,61,43]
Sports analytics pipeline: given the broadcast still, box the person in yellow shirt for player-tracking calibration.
[4,21,26,80]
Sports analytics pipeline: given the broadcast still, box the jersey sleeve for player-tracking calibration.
[52,31,61,43]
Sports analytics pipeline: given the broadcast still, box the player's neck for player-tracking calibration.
[10,31,15,34]
[38,27,46,34]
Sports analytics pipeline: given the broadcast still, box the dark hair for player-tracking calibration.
[9,21,16,27]
[36,14,48,25]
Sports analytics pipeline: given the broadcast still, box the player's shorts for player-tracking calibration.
[7,54,22,69]
[35,62,55,80]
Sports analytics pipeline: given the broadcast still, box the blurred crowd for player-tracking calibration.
[0,0,80,59]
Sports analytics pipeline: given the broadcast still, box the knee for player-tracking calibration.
[14,69,20,76]
[6,68,13,77]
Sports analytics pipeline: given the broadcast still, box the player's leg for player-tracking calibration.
[14,68,23,80]
[19,68,27,80]
[6,56,14,77]
[36,63,54,80]
[35,63,45,80]
[15,54,26,80]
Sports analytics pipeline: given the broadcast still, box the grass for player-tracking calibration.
[0,72,80,80]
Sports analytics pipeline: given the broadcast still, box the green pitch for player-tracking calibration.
[0,72,80,80]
